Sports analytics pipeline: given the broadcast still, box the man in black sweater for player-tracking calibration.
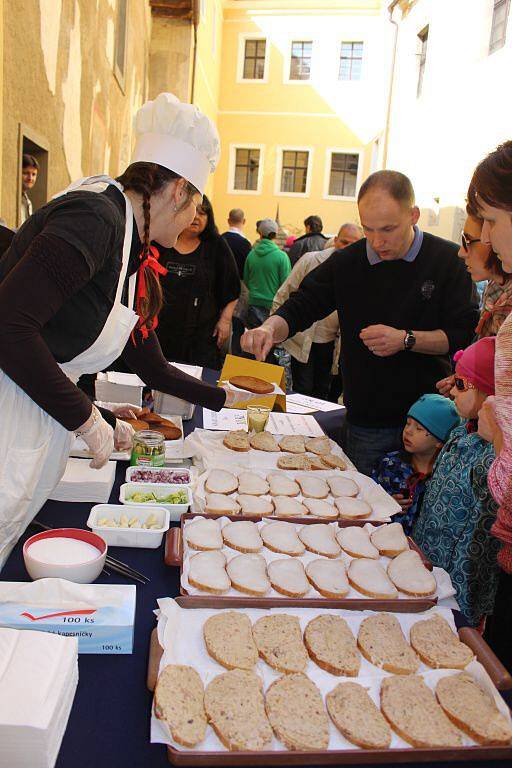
[241,171,479,475]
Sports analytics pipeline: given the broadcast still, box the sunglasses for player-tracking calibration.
[461,232,481,252]
[454,375,476,392]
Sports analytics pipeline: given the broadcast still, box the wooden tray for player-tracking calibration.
[164,514,437,612]
[147,600,512,766]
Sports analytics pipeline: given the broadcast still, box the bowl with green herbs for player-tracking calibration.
[119,482,191,521]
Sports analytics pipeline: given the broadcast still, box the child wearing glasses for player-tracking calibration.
[371,394,460,535]
[413,337,501,628]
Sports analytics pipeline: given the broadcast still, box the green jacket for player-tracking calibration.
[243,238,291,309]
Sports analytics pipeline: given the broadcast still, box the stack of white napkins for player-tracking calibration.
[49,458,116,503]
[0,627,78,768]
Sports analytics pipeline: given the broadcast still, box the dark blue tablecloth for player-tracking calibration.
[0,370,508,767]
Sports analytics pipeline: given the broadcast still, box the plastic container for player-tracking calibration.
[125,466,192,485]
[87,504,170,548]
[119,482,192,521]
[130,430,165,467]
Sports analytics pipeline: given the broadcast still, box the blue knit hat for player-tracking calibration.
[407,394,461,442]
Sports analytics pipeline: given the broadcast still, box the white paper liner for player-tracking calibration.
[220,380,285,396]
[180,516,456,604]
[150,601,511,753]
[193,467,400,522]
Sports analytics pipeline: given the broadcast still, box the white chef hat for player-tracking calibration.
[132,93,220,195]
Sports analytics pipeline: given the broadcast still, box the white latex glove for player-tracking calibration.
[76,405,115,469]
[222,387,265,408]
[94,401,142,419]
[114,418,135,451]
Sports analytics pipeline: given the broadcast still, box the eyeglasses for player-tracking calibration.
[454,375,476,392]
[461,232,481,252]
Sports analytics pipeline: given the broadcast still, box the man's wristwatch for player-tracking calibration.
[404,330,416,351]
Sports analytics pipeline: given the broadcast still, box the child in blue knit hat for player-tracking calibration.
[372,394,460,534]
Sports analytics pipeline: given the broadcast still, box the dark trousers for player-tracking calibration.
[344,422,404,477]
[231,316,245,356]
[246,305,274,363]
[291,341,334,401]
[484,569,512,672]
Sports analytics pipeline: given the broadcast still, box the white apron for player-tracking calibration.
[0,176,139,571]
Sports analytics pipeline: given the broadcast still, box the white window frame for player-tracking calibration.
[228,143,265,195]
[274,146,313,198]
[283,39,313,84]
[337,40,364,82]
[237,34,269,83]
[322,148,363,201]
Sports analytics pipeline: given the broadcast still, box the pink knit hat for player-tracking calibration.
[454,336,496,395]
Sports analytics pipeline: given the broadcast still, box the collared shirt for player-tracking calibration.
[228,226,249,240]
[366,225,424,266]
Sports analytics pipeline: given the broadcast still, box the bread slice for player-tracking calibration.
[357,613,419,674]
[304,615,360,676]
[249,431,280,452]
[267,558,309,597]
[237,494,274,517]
[188,550,230,594]
[410,614,474,669]
[260,521,305,556]
[229,375,274,395]
[205,468,238,495]
[348,558,399,599]
[321,453,348,470]
[204,669,273,751]
[186,518,223,551]
[335,497,372,519]
[309,455,331,470]
[305,436,331,455]
[387,549,437,597]
[222,520,263,553]
[370,522,409,557]
[252,614,308,673]
[381,675,462,747]
[328,476,359,497]
[237,471,269,496]
[223,429,250,452]
[267,473,300,497]
[305,558,349,598]
[303,498,338,520]
[226,553,270,596]
[204,611,258,670]
[273,496,309,518]
[154,665,207,747]
[298,523,341,558]
[327,682,391,749]
[297,476,329,499]
[436,672,512,746]
[205,493,241,515]
[278,435,306,454]
[277,455,312,471]
[265,673,329,750]
[337,526,379,559]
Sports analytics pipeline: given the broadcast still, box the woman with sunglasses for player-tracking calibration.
[155,195,240,370]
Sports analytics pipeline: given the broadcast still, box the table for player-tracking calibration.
[0,370,508,767]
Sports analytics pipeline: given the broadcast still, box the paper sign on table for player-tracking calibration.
[218,354,286,411]
[266,412,325,437]
[286,392,346,413]
[202,408,247,431]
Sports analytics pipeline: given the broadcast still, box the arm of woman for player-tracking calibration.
[213,299,237,348]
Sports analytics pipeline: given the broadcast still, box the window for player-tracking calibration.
[327,152,359,198]
[289,41,312,80]
[280,150,309,193]
[114,0,128,88]
[339,42,363,80]
[489,0,510,53]
[417,26,428,98]
[233,148,261,191]
[243,39,267,80]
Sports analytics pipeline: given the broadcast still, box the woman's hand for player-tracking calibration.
[213,317,231,349]
[222,387,264,407]
[95,401,142,419]
[114,419,135,451]
[436,375,455,398]
[478,397,501,445]
[392,493,413,511]
[76,405,114,469]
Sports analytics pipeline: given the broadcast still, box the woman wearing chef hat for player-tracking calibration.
[0,93,252,569]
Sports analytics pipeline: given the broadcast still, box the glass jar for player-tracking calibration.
[247,405,271,434]
[130,430,165,467]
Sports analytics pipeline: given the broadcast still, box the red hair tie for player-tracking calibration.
[132,245,167,342]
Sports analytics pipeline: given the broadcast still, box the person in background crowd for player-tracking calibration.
[468,140,512,667]
[272,222,363,401]
[156,195,240,369]
[288,214,328,266]
[241,171,478,475]
[20,154,39,223]
[221,208,251,356]
[413,338,501,628]
[284,234,296,253]
[372,394,460,534]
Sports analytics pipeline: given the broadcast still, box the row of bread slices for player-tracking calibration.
[188,549,435,598]
[155,613,512,751]
[223,432,336,457]
[206,469,360,500]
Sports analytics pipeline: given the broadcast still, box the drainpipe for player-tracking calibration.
[382,0,400,168]
[190,0,199,103]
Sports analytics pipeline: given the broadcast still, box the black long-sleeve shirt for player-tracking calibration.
[275,233,479,428]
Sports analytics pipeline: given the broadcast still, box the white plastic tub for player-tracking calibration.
[119,483,191,522]
[87,504,170,548]
[124,465,192,485]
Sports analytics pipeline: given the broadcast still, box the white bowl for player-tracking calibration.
[119,482,191,522]
[87,504,170,548]
[125,465,192,485]
[23,528,107,584]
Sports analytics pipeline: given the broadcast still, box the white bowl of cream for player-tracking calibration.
[23,529,107,583]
